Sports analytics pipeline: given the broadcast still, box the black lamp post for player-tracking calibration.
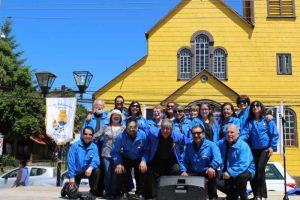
[35,70,93,187]
[35,72,56,98]
[73,71,93,99]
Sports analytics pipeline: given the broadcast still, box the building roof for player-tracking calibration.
[145,0,254,39]
[160,70,240,105]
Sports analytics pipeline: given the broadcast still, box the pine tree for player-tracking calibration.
[0,19,45,158]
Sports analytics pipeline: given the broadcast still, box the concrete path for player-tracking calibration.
[0,186,299,200]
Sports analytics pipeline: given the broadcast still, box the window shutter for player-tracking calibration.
[268,0,294,17]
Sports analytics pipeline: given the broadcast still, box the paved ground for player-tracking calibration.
[0,186,299,200]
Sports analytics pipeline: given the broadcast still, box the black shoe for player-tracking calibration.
[121,193,129,200]
[138,195,145,200]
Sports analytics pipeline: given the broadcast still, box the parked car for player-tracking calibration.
[247,161,297,192]
[0,165,56,188]
[30,170,89,187]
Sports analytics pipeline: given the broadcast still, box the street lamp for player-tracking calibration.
[35,72,56,98]
[35,70,93,187]
[73,71,93,99]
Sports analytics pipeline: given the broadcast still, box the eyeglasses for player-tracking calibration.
[127,125,136,130]
[167,105,175,108]
[175,110,184,113]
[192,132,204,136]
[83,133,93,136]
[131,105,139,108]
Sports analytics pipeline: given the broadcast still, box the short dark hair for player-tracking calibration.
[83,126,94,135]
[192,125,205,133]
[114,95,124,104]
[126,117,137,127]
[20,160,27,167]
[236,95,250,106]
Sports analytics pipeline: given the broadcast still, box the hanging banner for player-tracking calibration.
[46,97,77,145]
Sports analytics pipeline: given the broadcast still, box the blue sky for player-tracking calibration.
[0,0,242,103]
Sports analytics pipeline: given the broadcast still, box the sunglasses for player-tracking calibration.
[167,105,175,108]
[127,125,136,130]
[175,110,184,113]
[192,131,204,136]
[251,104,261,108]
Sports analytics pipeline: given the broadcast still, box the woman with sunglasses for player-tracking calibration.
[236,95,251,129]
[127,101,148,132]
[212,102,240,143]
[240,101,279,200]
[236,95,273,130]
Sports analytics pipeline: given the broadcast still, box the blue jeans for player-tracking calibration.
[102,156,117,195]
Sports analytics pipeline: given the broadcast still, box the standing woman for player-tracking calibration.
[236,95,251,129]
[94,109,125,198]
[241,101,279,200]
[212,102,240,142]
[193,103,215,142]
[12,160,29,187]
[127,101,147,131]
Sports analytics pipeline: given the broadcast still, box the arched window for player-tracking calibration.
[178,48,192,80]
[284,108,297,147]
[213,47,227,79]
[178,30,229,80]
[195,34,210,74]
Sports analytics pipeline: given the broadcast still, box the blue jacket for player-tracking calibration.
[218,138,255,179]
[212,117,241,143]
[241,117,279,150]
[182,139,222,173]
[111,129,148,165]
[237,106,250,129]
[82,112,109,133]
[191,117,205,128]
[145,128,186,170]
[147,119,161,128]
[67,139,100,179]
[173,118,192,138]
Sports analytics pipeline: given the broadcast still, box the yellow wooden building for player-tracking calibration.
[94,0,300,176]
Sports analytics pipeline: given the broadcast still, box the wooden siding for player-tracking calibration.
[94,0,300,176]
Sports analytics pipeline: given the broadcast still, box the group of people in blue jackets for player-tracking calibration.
[66,95,279,200]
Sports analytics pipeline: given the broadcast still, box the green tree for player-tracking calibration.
[0,19,45,158]
[0,19,89,158]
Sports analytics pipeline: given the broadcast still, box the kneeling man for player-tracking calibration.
[66,126,101,198]
[217,124,255,200]
[181,125,222,200]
